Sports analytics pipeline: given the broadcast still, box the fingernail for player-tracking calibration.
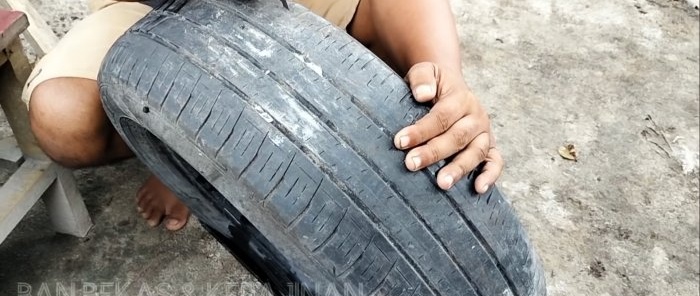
[415,85,433,99]
[411,156,422,171]
[399,136,410,148]
[443,175,455,189]
[482,184,490,193]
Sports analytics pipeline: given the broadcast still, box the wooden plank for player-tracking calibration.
[0,159,56,243]
[0,50,7,65]
[42,167,92,237]
[0,9,27,51]
[0,0,57,57]
[0,61,47,160]
[6,37,31,81]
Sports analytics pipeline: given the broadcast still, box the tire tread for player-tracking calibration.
[99,1,546,295]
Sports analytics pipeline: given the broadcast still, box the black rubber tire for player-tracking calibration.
[98,0,546,295]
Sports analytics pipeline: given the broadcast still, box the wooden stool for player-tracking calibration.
[0,6,92,243]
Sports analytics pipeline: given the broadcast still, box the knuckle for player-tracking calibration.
[418,61,435,71]
[477,145,489,161]
[453,160,470,177]
[433,108,453,131]
[450,128,470,148]
[464,119,480,142]
[409,62,432,77]
[423,62,436,72]
[428,146,441,163]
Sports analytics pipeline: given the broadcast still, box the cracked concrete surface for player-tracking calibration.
[0,0,698,295]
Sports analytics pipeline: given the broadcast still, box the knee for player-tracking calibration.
[28,78,109,168]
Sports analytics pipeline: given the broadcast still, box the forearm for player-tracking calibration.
[349,0,462,76]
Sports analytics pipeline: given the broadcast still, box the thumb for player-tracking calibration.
[405,62,439,103]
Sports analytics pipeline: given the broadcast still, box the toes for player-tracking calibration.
[164,204,190,231]
[164,218,187,231]
[146,213,164,228]
[140,207,163,228]
[140,207,156,227]
[137,175,191,231]
[140,207,150,219]
[145,199,165,228]
[137,190,154,212]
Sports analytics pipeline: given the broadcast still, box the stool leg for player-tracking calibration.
[6,38,31,82]
[0,50,45,160]
[1,37,93,238]
[41,167,93,237]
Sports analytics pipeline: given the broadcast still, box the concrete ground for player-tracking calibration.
[0,0,698,295]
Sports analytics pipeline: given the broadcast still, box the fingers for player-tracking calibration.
[394,99,476,150]
[396,62,448,150]
[400,62,503,192]
[402,128,503,192]
[396,63,480,150]
[474,147,504,194]
[405,62,439,102]
[403,116,484,171]
[433,133,490,190]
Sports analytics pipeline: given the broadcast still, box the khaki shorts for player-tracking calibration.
[22,0,359,105]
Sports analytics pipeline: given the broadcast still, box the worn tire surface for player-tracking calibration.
[99,0,546,295]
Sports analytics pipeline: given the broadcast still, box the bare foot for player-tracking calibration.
[136,175,190,231]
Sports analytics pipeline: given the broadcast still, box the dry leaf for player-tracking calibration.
[558,144,578,162]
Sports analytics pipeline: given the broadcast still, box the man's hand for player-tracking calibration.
[348,0,503,192]
[394,63,503,193]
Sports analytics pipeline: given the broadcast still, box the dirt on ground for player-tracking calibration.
[0,0,698,295]
[450,1,699,295]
